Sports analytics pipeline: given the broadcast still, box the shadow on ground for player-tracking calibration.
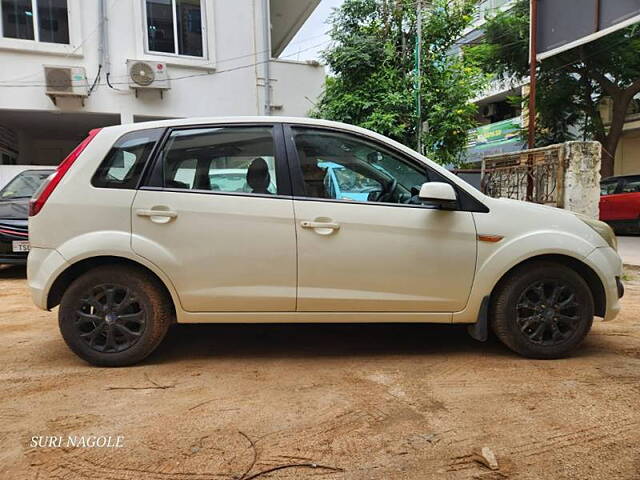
[148,322,512,364]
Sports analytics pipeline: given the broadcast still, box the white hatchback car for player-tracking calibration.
[27,117,623,366]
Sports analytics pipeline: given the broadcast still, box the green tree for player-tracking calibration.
[466,0,640,177]
[313,0,486,166]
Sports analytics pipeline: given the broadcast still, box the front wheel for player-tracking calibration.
[490,261,594,359]
[59,265,173,367]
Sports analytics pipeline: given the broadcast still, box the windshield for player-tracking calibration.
[0,170,53,200]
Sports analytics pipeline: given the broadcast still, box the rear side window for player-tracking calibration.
[92,128,164,189]
[155,126,279,194]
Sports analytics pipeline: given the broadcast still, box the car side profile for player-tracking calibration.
[600,175,640,234]
[27,117,623,366]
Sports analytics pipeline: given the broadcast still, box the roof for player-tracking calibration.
[270,0,321,57]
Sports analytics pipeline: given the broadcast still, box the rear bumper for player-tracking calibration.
[586,246,623,322]
[27,247,68,310]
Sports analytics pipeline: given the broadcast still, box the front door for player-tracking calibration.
[132,124,297,312]
[287,126,478,312]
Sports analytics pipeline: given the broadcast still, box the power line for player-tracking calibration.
[0,40,331,89]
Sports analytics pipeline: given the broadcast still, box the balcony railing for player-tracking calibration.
[469,0,513,30]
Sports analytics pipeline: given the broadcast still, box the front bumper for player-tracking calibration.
[0,253,28,264]
[586,246,623,322]
[0,228,29,265]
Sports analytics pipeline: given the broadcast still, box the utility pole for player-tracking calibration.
[262,0,271,116]
[526,0,538,201]
[528,0,538,149]
[415,0,422,153]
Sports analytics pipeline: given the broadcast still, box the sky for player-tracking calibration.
[280,0,346,62]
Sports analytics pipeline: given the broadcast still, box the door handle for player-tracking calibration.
[300,220,340,233]
[136,208,178,224]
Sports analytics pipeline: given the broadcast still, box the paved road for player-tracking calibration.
[618,235,640,266]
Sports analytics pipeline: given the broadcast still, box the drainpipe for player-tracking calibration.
[98,0,111,85]
[262,0,271,115]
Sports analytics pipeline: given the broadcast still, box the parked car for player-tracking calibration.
[0,165,55,191]
[27,118,623,366]
[600,175,640,234]
[0,169,54,264]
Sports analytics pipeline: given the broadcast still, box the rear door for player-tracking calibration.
[131,124,297,312]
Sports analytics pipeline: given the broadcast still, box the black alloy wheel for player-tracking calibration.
[75,284,146,353]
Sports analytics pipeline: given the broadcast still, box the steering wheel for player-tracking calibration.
[377,178,397,203]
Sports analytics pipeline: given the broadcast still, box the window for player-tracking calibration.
[92,129,163,189]
[145,0,203,57]
[600,180,619,196]
[0,169,52,199]
[291,128,429,204]
[159,126,279,195]
[1,0,69,44]
[621,177,640,194]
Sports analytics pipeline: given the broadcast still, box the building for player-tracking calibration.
[455,0,524,165]
[0,0,325,166]
[457,0,640,176]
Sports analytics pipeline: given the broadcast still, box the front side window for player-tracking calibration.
[92,128,164,189]
[621,176,640,194]
[1,0,69,44]
[145,0,203,57]
[291,128,429,204]
[159,126,279,195]
[600,180,619,196]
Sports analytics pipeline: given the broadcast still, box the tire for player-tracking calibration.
[490,261,594,359]
[59,265,173,367]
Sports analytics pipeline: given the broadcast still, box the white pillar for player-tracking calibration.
[562,141,601,218]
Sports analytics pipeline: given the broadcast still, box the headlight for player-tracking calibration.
[576,214,618,251]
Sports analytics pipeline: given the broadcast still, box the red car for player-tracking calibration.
[600,175,640,234]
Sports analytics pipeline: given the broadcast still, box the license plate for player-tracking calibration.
[12,240,30,253]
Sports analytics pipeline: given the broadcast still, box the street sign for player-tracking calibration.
[536,0,640,60]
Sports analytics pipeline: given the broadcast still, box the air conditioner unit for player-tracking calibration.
[127,60,170,97]
[44,65,88,105]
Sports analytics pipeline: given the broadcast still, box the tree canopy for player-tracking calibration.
[466,0,640,176]
[313,0,486,166]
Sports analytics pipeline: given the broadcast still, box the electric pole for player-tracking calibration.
[416,0,422,153]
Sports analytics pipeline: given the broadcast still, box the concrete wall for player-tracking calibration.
[615,128,640,176]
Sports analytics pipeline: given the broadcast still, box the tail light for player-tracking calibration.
[29,128,102,217]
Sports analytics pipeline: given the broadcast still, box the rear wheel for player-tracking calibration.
[59,265,173,367]
[490,261,594,359]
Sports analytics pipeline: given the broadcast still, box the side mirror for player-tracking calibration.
[418,182,457,210]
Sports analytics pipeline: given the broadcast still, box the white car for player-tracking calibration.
[27,117,623,366]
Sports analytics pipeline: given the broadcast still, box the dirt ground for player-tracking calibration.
[1,266,639,480]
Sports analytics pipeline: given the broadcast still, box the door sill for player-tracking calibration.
[177,311,453,324]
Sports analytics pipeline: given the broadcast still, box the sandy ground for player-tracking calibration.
[1,266,639,480]
[618,236,640,266]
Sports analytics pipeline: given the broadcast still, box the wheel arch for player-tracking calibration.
[47,256,178,318]
[489,254,606,318]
